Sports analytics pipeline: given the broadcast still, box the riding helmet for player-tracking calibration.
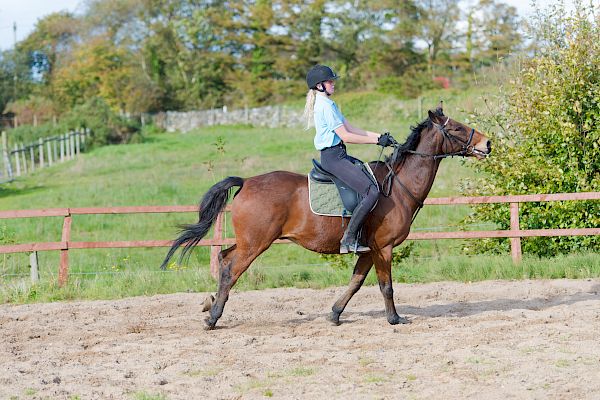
[306,65,339,90]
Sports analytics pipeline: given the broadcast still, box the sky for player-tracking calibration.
[0,0,577,52]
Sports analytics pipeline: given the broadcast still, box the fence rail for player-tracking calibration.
[1,129,89,183]
[0,192,599,286]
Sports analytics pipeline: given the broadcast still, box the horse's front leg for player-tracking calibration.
[372,246,410,325]
[328,253,373,325]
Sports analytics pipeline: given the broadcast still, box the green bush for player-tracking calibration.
[6,97,141,148]
[60,97,141,146]
[376,66,436,99]
[463,2,600,256]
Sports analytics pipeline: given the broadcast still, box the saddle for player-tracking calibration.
[308,159,378,217]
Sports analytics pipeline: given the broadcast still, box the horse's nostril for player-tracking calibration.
[487,141,492,152]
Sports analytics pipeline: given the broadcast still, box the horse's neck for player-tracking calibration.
[394,129,443,204]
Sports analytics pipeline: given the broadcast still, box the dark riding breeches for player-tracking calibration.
[320,143,379,216]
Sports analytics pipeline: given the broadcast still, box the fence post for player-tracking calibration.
[38,138,44,168]
[14,145,21,176]
[75,131,81,155]
[53,137,58,163]
[2,131,13,180]
[58,213,72,287]
[47,139,53,166]
[510,202,522,264]
[210,212,224,279]
[29,251,39,283]
[22,144,28,174]
[69,132,75,159]
[64,133,69,160]
[60,134,65,162]
[29,145,35,173]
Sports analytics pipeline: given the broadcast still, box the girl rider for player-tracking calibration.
[303,64,397,253]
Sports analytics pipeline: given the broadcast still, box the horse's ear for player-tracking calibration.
[436,100,444,115]
[428,109,443,124]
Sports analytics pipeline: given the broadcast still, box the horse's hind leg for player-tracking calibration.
[328,253,373,325]
[205,243,268,330]
[372,247,410,325]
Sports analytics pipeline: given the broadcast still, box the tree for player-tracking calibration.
[0,49,34,112]
[17,12,79,83]
[471,0,521,66]
[50,36,138,112]
[464,2,600,256]
[414,0,461,78]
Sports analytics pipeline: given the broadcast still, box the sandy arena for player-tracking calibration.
[1,279,600,399]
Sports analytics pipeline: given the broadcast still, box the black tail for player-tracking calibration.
[160,176,244,270]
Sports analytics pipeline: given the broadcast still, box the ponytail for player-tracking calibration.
[303,89,316,130]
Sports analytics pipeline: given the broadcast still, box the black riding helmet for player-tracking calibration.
[306,64,339,91]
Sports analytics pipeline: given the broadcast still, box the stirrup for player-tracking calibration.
[340,239,371,254]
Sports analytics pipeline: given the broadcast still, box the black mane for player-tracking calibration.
[384,108,444,166]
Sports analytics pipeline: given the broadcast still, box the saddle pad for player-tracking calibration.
[307,162,378,217]
[308,177,351,217]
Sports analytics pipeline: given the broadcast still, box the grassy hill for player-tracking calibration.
[2,87,598,302]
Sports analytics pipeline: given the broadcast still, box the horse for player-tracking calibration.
[161,105,492,330]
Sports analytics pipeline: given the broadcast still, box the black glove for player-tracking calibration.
[377,132,397,147]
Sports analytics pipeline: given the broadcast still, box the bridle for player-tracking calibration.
[378,115,484,223]
[406,117,479,160]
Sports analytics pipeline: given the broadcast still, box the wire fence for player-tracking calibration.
[0,129,90,183]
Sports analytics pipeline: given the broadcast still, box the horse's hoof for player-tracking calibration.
[204,318,217,330]
[388,315,410,325]
[327,312,341,326]
[201,295,215,312]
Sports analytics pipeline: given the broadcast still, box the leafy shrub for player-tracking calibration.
[7,97,141,148]
[376,66,437,99]
[4,95,58,126]
[60,97,140,146]
[463,3,600,256]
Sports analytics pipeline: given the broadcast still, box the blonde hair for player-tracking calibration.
[303,89,317,130]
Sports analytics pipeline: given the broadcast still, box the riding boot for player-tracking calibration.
[340,199,372,254]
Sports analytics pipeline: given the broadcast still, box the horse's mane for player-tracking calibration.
[383,108,444,166]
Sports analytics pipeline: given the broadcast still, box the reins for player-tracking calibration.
[377,116,478,224]
[377,145,425,224]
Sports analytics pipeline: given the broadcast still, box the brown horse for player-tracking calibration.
[161,105,491,329]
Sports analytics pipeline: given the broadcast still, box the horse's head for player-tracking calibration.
[427,105,491,159]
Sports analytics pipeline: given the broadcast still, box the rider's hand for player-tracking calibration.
[377,132,397,147]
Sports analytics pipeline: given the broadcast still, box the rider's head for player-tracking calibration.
[306,65,339,96]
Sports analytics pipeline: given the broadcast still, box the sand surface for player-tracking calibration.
[2,279,600,399]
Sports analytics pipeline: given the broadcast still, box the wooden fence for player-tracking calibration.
[0,192,599,286]
[0,129,89,183]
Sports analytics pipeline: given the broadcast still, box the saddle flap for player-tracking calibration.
[309,159,360,212]
[309,159,334,183]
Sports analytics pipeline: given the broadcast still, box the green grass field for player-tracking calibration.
[1,86,598,303]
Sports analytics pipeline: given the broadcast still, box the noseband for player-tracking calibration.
[419,117,477,159]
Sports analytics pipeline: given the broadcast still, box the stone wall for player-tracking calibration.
[152,105,304,133]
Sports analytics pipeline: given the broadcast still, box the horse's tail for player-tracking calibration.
[160,176,244,270]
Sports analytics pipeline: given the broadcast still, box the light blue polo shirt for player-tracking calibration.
[313,95,345,150]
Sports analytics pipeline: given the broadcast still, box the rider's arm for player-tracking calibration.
[335,122,380,145]
[343,121,381,141]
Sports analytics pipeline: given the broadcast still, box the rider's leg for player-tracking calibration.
[339,183,378,253]
[320,144,379,253]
